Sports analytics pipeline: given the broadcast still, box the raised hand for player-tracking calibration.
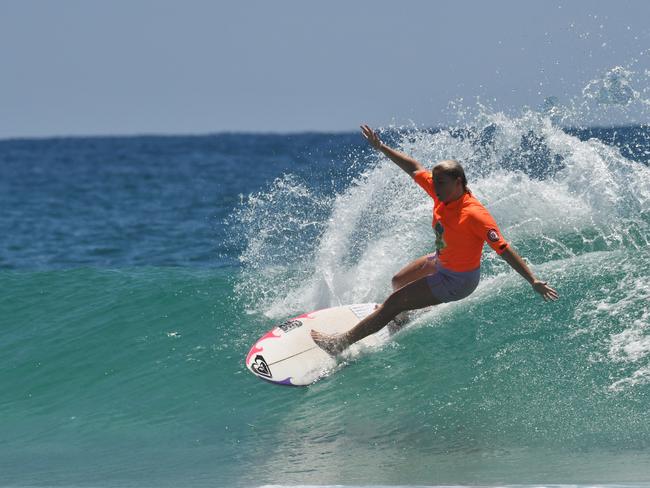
[361,124,382,150]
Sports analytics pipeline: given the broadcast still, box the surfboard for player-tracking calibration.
[245,303,392,386]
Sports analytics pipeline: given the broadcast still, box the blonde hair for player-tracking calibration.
[433,160,468,192]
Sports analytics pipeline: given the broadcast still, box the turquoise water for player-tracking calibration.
[2,101,650,485]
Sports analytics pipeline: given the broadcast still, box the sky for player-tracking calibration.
[1,0,650,139]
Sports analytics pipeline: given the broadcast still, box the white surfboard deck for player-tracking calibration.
[245,303,392,386]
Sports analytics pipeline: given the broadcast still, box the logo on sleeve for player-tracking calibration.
[487,229,500,242]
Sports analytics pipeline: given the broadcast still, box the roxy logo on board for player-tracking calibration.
[252,355,272,378]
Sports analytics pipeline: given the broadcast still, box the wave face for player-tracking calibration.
[2,72,650,486]
[229,94,650,484]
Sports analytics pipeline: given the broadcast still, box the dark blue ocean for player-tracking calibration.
[1,110,650,486]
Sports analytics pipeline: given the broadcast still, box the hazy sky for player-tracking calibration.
[2,0,649,138]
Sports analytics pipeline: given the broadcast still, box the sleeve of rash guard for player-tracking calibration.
[412,170,439,203]
[470,206,509,255]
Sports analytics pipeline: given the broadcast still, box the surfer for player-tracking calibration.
[311,124,559,356]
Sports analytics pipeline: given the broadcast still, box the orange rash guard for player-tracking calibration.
[413,169,509,272]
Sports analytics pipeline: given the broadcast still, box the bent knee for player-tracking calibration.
[390,275,402,291]
[391,271,415,291]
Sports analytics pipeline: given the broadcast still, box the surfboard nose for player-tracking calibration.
[245,303,386,386]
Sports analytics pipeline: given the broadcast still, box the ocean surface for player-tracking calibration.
[2,105,650,486]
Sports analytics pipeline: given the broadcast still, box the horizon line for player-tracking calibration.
[1,124,648,143]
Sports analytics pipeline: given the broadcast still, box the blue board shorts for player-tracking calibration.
[425,259,481,303]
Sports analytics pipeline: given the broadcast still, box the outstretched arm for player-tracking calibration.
[500,247,559,301]
[361,124,425,177]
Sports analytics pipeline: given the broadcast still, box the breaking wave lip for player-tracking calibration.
[583,66,643,106]
[231,62,650,405]
[233,107,650,318]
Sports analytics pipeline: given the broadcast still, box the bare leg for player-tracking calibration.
[311,276,442,356]
[388,310,412,335]
[390,254,438,332]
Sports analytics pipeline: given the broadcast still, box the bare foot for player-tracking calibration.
[310,330,348,356]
